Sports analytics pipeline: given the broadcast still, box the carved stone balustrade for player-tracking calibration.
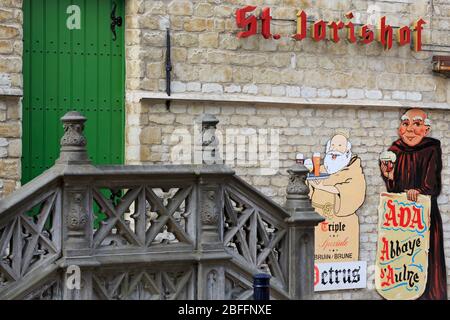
[0,111,320,300]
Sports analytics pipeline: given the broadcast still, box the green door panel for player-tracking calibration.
[22,0,125,184]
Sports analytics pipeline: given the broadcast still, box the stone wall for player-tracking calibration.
[129,0,450,105]
[138,100,450,300]
[0,0,22,198]
[2,0,448,300]
[126,0,450,299]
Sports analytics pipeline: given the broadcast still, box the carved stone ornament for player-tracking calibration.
[286,166,309,195]
[67,192,88,231]
[201,190,218,225]
[60,111,87,147]
[206,270,218,300]
[56,111,91,164]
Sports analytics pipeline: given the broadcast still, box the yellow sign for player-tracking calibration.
[375,192,431,300]
[314,214,359,263]
[307,134,366,264]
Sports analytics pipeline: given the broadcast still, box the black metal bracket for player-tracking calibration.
[432,55,450,78]
[165,28,172,110]
[111,2,123,41]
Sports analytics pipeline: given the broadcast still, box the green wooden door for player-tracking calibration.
[22,0,125,184]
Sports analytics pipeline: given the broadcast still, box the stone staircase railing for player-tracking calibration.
[0,111,323,300]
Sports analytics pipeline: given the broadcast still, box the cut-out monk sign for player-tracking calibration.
[377,109,447,300]
[305,130,366,263]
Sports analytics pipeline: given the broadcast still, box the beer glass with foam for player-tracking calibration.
[380,151,397,173]
[313,152,321,177]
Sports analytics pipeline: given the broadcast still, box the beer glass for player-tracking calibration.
[380,151,397,173]
[313,152,321,177]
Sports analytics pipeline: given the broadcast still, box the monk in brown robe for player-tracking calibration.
[380,108,447,300]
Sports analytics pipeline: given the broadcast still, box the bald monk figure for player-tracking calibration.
[380,108,447,300]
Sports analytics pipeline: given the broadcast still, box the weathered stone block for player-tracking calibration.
[168,1,193,16]
[0,159,19,179]
[202,83,223,94]
[0,122,20,137]
[0,25,19,40]
[140,127,162,145]
[194,3,213,17]
[6,138,20,157]
[199,32,219,48]
[184,18,208,32]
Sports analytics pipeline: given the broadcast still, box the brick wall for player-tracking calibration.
[125,0,450,299]
[0,0,22,197]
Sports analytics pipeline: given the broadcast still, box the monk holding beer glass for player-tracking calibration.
[305,131,366,263]
[313,152,321,177]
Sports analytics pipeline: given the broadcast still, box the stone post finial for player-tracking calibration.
[56,111,91,165]
[196,114,221,165]
[285,163,319,217]
[284,162,324,300]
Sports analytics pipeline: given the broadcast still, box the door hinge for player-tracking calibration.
[165,28,172,110]
[111,2,123,41]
